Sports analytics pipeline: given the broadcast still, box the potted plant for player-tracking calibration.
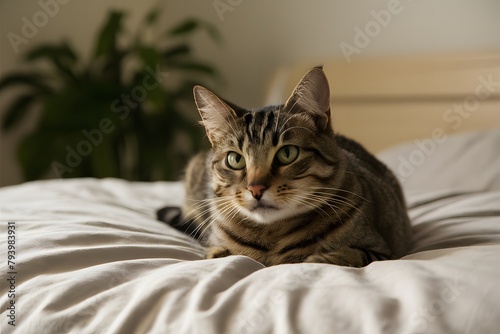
[0,7,220,181]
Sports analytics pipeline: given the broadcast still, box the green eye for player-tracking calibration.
[226,152,246,170]
[276,145,299,165]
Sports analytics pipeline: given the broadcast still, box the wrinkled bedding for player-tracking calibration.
[1,130,499,334]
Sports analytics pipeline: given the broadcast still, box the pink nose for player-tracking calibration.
[247,184,266,200]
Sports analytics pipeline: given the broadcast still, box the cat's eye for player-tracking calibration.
[276,145,299,165]
[226,152,246,170]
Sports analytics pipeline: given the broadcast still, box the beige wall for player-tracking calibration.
[1,0,499,186]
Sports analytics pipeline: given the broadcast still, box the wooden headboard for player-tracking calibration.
[266,52,500,153]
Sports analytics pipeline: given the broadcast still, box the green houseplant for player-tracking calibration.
[0,8,220,181]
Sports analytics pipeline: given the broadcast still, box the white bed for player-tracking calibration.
[1,129,499,334]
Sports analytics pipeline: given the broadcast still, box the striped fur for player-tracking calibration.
[160,66,412,267]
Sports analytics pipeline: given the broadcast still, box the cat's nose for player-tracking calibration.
[247,184,266,200]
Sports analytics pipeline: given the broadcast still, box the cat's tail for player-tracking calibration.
[156,206,203,240]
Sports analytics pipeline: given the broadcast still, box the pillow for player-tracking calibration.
[378,129,500,192]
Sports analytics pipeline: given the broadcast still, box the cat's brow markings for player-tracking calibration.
[277,113,304,137]
[243,113,254,143]
[273,106,283,142]
[246,111,261,144]
[259,112,268,144]
[251,112,264,144]
[237,136,244,151]
[261,111,275,144]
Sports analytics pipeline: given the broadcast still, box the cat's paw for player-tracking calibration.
[305,248,371,267]
[207,246,231,259]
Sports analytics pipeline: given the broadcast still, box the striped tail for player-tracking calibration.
[156,206,203,240]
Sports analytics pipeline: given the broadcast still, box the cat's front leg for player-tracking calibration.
[207,246,232,259]
[305,247,372,267]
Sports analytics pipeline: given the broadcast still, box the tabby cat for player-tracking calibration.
[157,66,412,267]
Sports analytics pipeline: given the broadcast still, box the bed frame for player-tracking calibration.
[266,52,500,153]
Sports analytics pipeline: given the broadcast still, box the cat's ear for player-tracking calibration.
[284,66,331,129]
[193,86,238,145]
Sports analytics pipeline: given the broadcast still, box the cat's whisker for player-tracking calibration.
[314,196,358,211]
[316,195,371,225]
[278,113,305,135]
[182,193,244,243]
[273,106,282,135]
[196,202,239,242]
[305,189,366,215]
[288,192,334,221]
[306,191,358,206]
[280,125,316,137]
[283,197,310,217]
[289,197,332,222]
[307,194,359,224]
[305,186,370,203]
[283,96,301,115]
[184,195,235,215]
[299,194,341,222]
[191,200,235,241]
[284,188,359,224]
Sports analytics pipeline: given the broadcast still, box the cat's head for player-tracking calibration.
[194,66,340,224]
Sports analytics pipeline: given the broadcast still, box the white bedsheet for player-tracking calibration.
[1,130,499,334]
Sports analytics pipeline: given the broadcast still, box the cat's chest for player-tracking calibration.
[210,220,327,265]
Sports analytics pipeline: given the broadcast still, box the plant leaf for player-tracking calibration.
[144,7,161,25]
[90,136,119,177]
[94,11,126,58]
[98,49,128,82]
[2,94,38,130]
[17,132,55,180]
[4,7,222,182]
[168,19,199,36]
[201,21,222,45]
[162,44,190,59]
[25,42,79,84]
[0,73,53,94]
[25,42,77,63]
[138,46,162,69]
[168,18,222,44]
[167,61,216,75]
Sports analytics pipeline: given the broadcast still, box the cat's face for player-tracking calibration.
[195,67,338,224]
